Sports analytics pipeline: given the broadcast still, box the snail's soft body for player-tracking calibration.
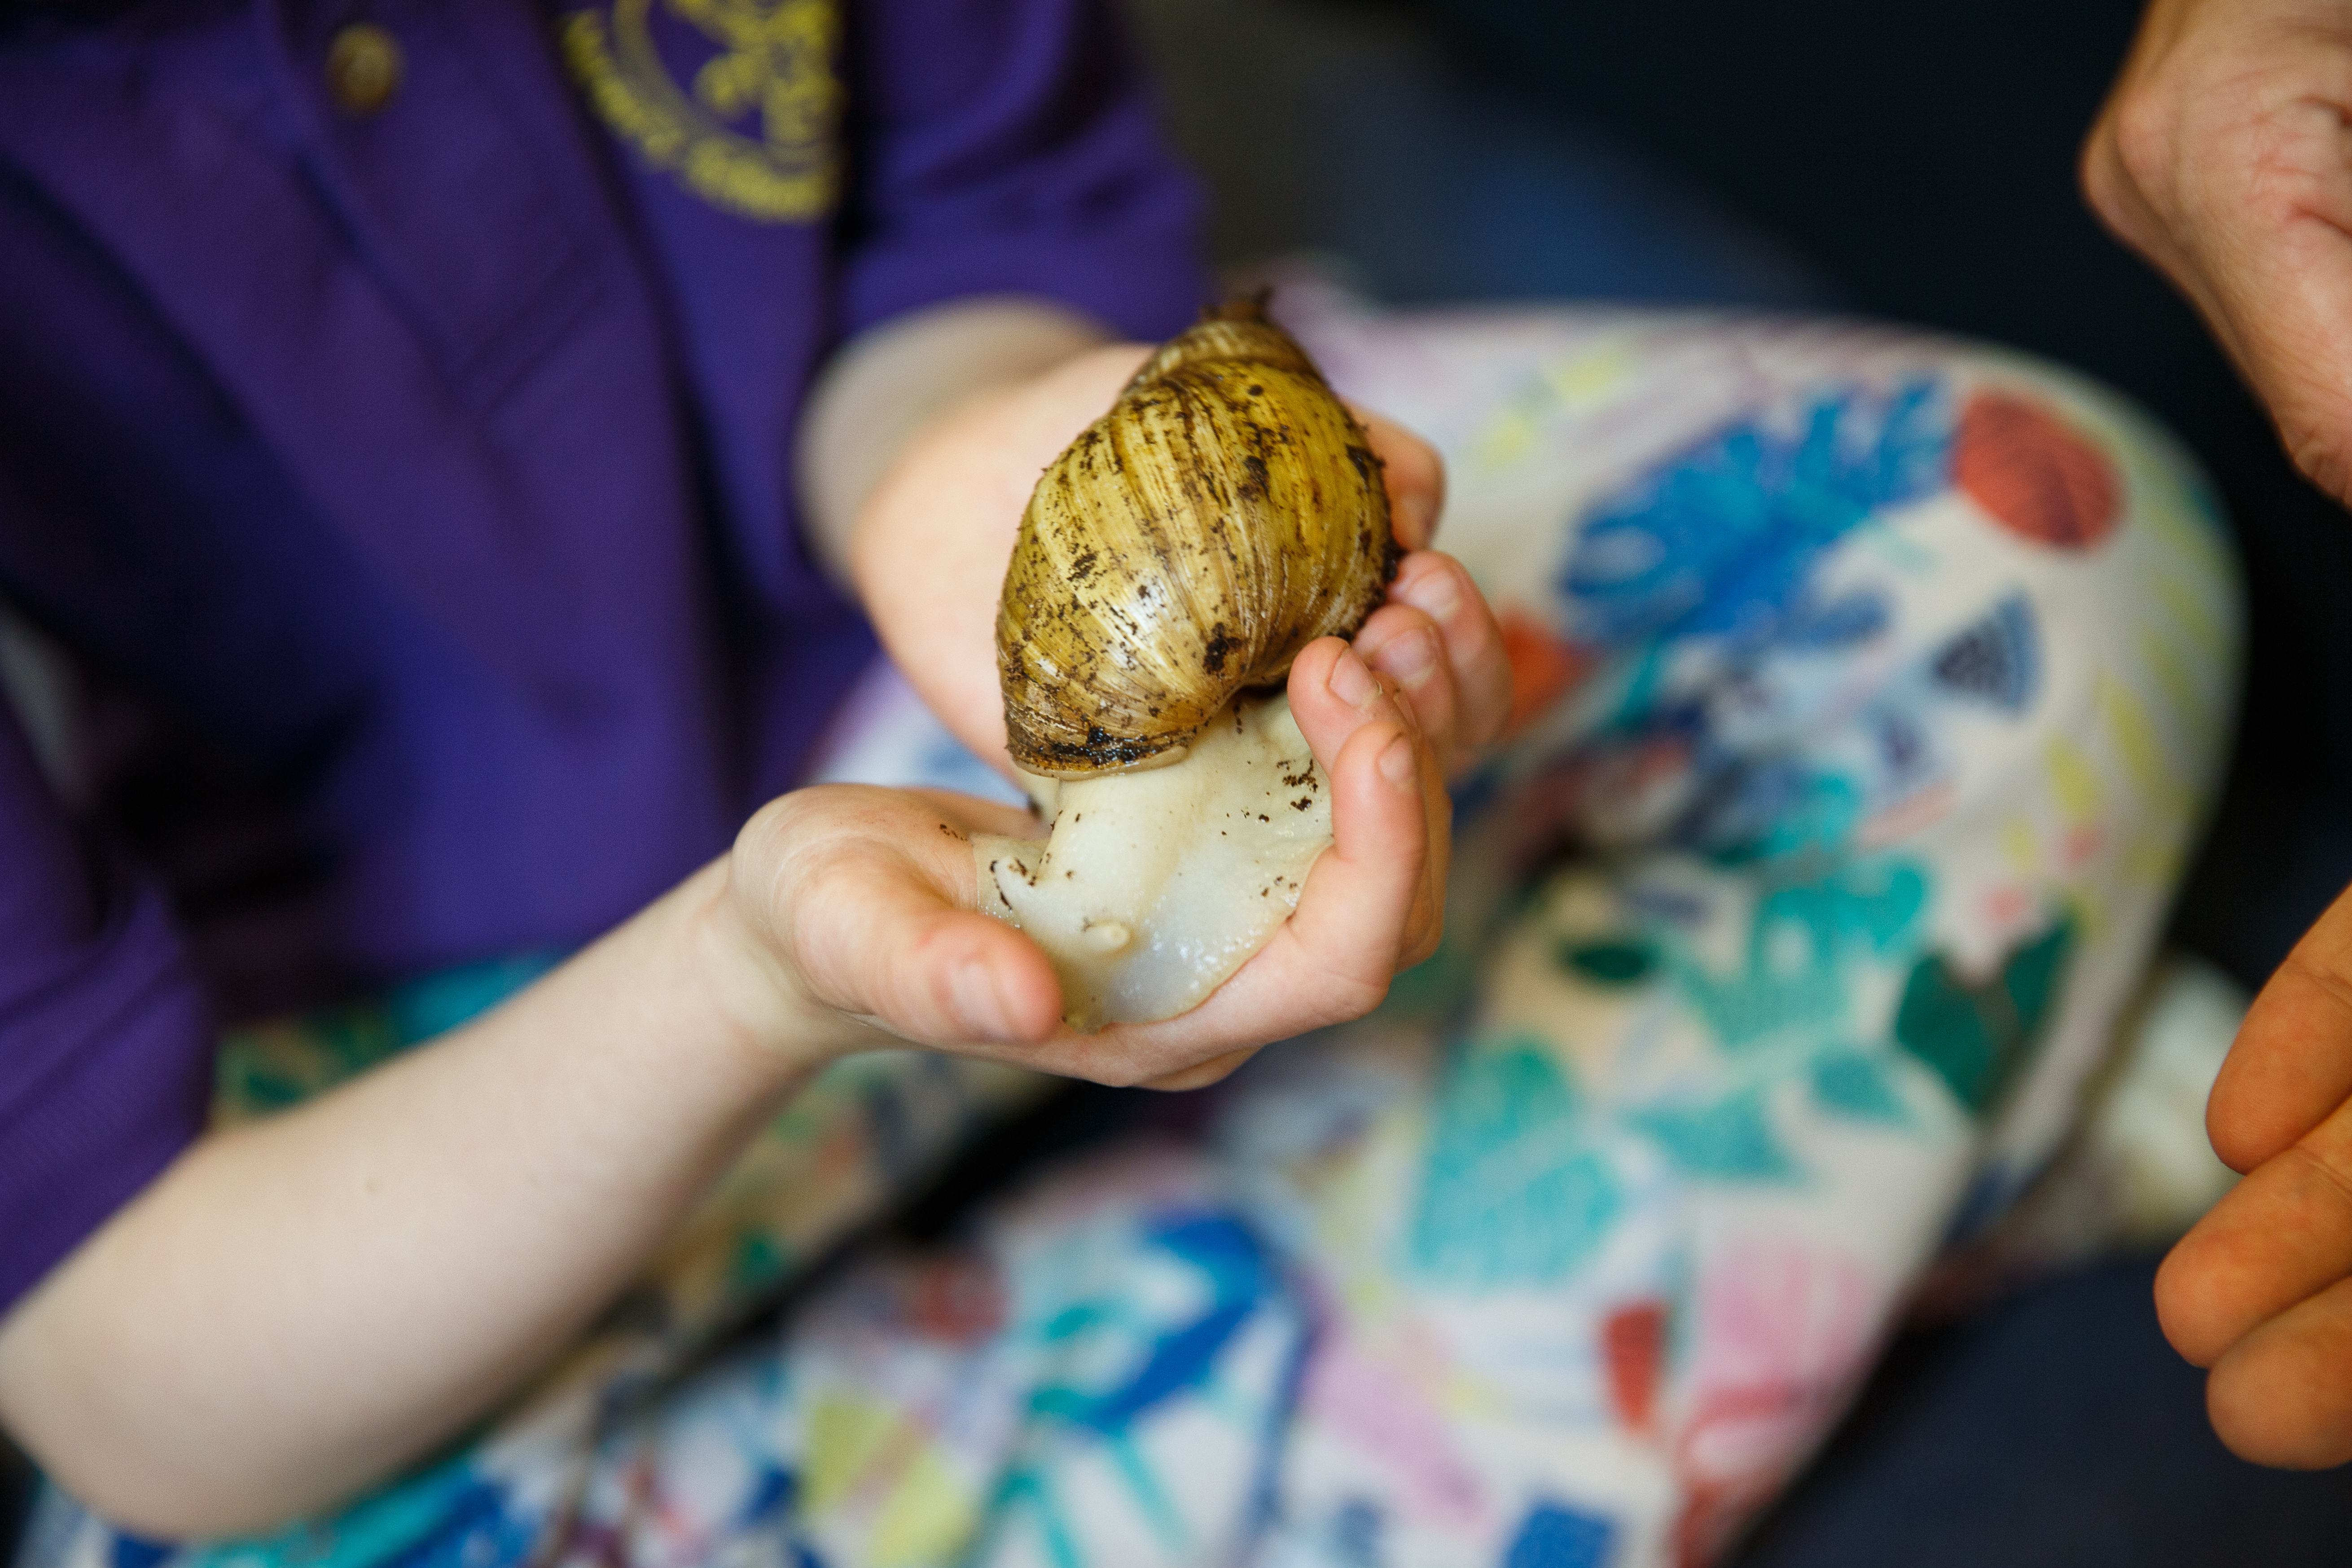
[973,694,1328,1030]
[976,300,1394,1030]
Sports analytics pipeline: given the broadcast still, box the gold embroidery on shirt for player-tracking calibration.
[561,0,841,224]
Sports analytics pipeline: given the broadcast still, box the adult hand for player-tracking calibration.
[2156,873,2352,1466]
[2084,0,2352,501]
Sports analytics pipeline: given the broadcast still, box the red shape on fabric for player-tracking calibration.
[1498,608,1597,738]
[1952,391,2120,549]
[906,1254,1005,1344]
[1602,1299,1670,1434]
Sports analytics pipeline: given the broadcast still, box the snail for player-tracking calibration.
[972,297,1396,1030]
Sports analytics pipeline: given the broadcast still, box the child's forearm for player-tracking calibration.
[795,295,1112,590]
[0,859,840,1537]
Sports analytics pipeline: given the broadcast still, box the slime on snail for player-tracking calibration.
[972,296,1398,1030]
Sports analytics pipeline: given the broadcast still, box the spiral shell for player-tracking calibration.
[996,297,1397,777]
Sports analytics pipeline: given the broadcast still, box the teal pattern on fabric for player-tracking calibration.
[1670,858,1931,1055]
[1555,937,1660,987]
[175,1454,531,1568]
[1409,1041,1622,1287]
[1894,917,2078,1117]
[1808,1048,1914,1127]
[384,952,564,1045]
[1630,1086,1800,1183]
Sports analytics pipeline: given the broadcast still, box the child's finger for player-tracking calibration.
[1138,1045,1263,1092]
[1302,627,1449,968]
[1181,641,1426,1032]
[1355,602,1460,766]
[1278,638,1430,977]
[745,788,1063,1047]
[1066,723,1423,1080]
[814,865,1062,1046]
[1346,402,1445,550]
[1389,552,1512,750]
[1054,645,1434,1080]
[1253,711,1426,1025]
[2207,1271,2352,1468]
[2208,876,2352,1171]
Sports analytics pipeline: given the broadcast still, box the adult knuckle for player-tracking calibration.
[2283,1138,2352,1215]
[2284,419,2352,505]
[2108,91,2181,202]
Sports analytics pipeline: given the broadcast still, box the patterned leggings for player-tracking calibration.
[24,283,2237,1568]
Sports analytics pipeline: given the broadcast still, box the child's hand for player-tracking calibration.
[848,343,1505,785]
[715,626,1470,1086]
[2157,876,2352,1466]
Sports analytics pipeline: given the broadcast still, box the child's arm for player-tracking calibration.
[2157,878,2352,1466]
[0,303,1501,1533]
[0,626,1452,1537]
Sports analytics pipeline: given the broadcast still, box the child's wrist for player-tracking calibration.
[677,861,864,1076]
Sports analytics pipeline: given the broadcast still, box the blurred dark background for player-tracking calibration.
[1119,0,2352,1560]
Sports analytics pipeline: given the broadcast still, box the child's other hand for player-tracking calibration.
[850,346,1505,782]
[715,629,1456,1087]
[2157,875,2352,1466]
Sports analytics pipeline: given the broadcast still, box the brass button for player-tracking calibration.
[326,23,403,117]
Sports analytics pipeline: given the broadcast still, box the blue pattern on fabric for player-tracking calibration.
[1330,1498,1383,1566]
[1561,379,1951,650]
[1503,1500,1617,1568]
[1050,1213,1273,1434]
[1930,593,2040,712]
[1689,762,1862,862]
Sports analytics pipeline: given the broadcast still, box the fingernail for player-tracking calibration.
[1328,645,1379,710]
[1378,733,1416,790]
[1396,561,1462,624]
[951,958,1010,1040]
[1370,625,1438,688]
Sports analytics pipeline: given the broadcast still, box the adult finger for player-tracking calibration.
[2207,1271,2352,1468]
[1388,551,1512,752]
[2208,875,2352,1172]
[1348,402,1446,551]
[2156,1090,2352,1367]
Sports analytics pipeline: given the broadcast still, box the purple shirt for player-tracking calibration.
[0,0,1204,1312]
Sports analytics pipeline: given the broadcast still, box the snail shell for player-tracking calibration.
[996,297,1397,778]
